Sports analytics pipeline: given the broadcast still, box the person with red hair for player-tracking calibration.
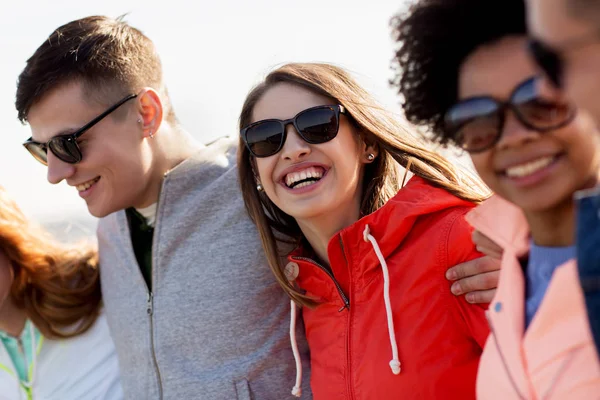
[0,186,122,399]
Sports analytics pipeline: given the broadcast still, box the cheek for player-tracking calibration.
[0,257,13,305]
[326,134,362,168]
[91,128,140,162]
[254,158,276,187]
[563,127,600,169]
[563,114,600,145]
[97,142,144,174]
[80,139,116,167]
[567,53,600,93]
[470,153,496,184]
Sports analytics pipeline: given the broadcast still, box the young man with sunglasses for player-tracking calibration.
[14,15,312,399]
[527,0,600,360]
[15,15,502,399]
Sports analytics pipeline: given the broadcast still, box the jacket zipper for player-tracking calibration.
[339,236,355,400]
[145,173,169,400]
[290,256,349,310]
[146,292,163,399]
[292,238,354,398]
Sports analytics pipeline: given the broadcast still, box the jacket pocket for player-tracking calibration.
[234,378,252,400]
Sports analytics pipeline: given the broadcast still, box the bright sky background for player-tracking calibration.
[1,0,418,228]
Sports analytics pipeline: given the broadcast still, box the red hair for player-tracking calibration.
[0,187,101,338]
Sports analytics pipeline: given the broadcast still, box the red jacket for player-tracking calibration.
[286,177,489,399]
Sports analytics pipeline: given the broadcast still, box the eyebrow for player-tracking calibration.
[31,127,81,143]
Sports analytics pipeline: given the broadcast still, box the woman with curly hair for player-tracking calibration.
[0,186,122,399]
[392,0,600,398]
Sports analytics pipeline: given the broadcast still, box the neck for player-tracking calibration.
[134,125,202,209]
[526,172,600,247]
[297,200,362,266]
[0,296,27,337]
[525,203,574,247]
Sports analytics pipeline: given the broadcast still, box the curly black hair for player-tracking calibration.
[391,0,526,145]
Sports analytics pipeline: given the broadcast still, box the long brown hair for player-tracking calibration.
[238,63,489,307]
[0,187,101,338]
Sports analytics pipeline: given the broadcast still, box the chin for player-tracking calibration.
[282,206,325,221]
[87,207,109,219]
[510,193,572,213]
[87,202,118,219]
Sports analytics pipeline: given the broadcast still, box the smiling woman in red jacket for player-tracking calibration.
[237,63,490,399]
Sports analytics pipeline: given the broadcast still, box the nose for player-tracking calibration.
[280,124,311,161]
[496,111,542,150]
[46,151,76,184]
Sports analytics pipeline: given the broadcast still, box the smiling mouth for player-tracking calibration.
[503,155,558,178]
[284,166,326,189]
[76,177,100,192]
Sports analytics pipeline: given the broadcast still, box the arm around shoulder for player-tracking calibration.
[443,208,491,348]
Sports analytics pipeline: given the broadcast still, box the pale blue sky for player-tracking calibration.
[1,0,414,226]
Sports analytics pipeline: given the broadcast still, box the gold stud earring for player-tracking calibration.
[256,183,264,192]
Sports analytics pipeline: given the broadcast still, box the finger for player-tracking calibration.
[475,245,504,260]
[446,256,501,281]
[450,270,500,295]
[465,289,497,304]
[472,231,503,256]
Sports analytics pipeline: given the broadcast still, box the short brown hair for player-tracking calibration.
[16,15,176,123]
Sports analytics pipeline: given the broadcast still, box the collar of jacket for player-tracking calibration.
[468,196,595,398]
[288,176,477,303]
[465,195,530,257]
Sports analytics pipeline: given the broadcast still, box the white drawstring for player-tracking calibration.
[290,300,303,397]
[363,225,401,375]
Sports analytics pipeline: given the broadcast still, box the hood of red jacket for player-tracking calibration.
[288,176,478,299]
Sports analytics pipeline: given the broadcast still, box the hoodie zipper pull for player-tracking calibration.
[338,298,350,312]
[147,292,154,315]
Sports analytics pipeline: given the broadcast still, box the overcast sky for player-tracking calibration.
[1,0,414,227]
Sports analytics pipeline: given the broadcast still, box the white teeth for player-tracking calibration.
[285,167,324,188]
[505,156,554,178]
[294,181,316,189]
[76,178,99,192]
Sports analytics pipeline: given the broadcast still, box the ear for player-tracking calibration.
[361,140,380,164]
[136,88,164,139]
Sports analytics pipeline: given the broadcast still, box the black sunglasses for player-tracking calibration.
[444,77,576,153]
[241,104,346,158]
[528,30,600,88]
[23,94,138,165]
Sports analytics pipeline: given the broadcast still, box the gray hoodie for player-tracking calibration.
[97,136,312,399]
